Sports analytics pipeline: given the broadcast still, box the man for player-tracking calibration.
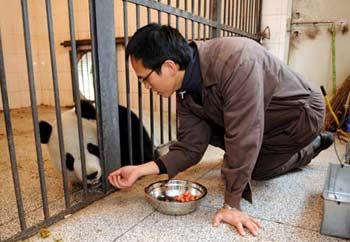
[108,23,333,236]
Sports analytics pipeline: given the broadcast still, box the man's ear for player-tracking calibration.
[39,121,52,144]
[163,60,178,76]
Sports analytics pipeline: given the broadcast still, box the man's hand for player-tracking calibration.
[213,208,262,236]
[108,161,160,189]
[108,165,141,189]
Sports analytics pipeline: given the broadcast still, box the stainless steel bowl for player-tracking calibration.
[144,179,207,216]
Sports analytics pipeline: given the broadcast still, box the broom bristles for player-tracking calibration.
[325,75,350,131]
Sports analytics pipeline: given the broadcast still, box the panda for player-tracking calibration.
[39,100,155,187]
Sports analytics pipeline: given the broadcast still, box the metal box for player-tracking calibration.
[321,163,350,239]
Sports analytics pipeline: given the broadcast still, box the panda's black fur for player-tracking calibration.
[39,100,155,185]
[117,105,155,166]
[76,100,155,166]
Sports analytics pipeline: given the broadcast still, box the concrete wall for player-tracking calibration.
[260,0,292,62]
[287,0,350,93]
[3,0,320,111]
[0,0,184,111]
[0,0,77,110]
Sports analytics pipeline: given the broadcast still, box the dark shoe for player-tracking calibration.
[312,132,334,158]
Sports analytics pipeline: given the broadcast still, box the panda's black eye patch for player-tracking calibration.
[65,153,75,171]
[87,143,100,158]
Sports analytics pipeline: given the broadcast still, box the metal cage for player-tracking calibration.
[0,0,261,241]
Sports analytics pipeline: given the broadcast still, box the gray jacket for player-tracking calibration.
[160,37,324,209]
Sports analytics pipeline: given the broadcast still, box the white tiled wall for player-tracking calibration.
[0,0,74,110]
[1,0,291,111]
[261,0,292,63]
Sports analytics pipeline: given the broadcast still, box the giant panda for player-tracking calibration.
[39,100,155,187]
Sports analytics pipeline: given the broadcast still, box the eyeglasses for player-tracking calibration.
[138,69,154,84]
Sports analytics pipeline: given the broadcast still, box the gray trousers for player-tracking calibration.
[209,90,325,181]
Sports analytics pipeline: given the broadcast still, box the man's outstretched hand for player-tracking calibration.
[213,208,262,236]
[108,161,160,189]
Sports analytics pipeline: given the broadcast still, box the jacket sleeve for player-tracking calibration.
[159,96,211,179]
[221,59,265,210]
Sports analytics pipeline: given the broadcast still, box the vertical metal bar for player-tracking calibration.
[235,0,239,29]
[253,0,258,34]
[254,0,257,34]
[248,0,253,33]
[232,0,235,28]
[135,4,144,162]
[241,0,245,31]
[231,0,236,29]
[251,0,255,33]
[239,0,243,30]
[245,0,248,32]
[232,0,235,29]
[245,0,249,32]
[223,0,227,37]
[168,0,172,142]
[176,0,182,140]
[157,0,164,145]
[68,0,88,197]
[257,0,262,35]
[69,51,76,104]
[203,0,207,40]
[191,0,195,39]
[90,0,120,190]
[197,0,201,38]
[158,0,161,22]
[212,0,222,38]
[167,0,171,25]
[123,0,134,164]
[45,0,67,216]
[147,6,155,153]
[223,0,227,25]
[243,0,246,31]
[20,0,51,215]
[176,0,179,29]
[88,0,105,191]
[184,0,188,40]
[0,29,27,231]
[228,0,231,27]
[248,0,252,33]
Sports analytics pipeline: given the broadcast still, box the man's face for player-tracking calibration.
[130,56,179,98]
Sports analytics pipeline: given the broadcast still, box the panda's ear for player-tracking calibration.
[79,100,96,120]
[39,121,52,144]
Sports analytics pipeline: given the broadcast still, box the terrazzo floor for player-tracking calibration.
[1,106,349,241]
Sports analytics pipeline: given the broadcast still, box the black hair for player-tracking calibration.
[126,23,191,72]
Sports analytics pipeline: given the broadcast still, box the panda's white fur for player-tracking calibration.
[40,100,159,187]
[46,108,101,185]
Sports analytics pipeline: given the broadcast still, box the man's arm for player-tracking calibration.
[221,59,265,209]
[159,96,211,178]
[211,58,265,237]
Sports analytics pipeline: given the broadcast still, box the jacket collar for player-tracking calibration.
[191,41,219,87]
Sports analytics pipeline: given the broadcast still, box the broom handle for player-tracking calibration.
[331,24,337,95]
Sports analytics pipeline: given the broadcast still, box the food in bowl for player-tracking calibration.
[174,192,198,202]
[144,179,207,215]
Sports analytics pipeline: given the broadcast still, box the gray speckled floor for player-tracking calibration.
[25,145,349,242]
[1,107,349,242]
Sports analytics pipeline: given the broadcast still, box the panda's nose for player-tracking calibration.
[86,171,98,180]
